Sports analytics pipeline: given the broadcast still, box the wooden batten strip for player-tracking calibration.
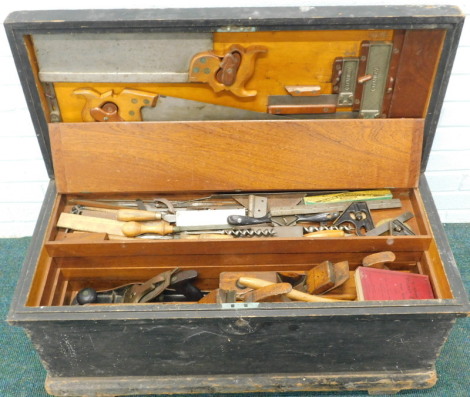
[49,119,424,194]
[45,236,432,258]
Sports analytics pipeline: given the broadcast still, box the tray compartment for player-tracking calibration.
[26,184,453,307]
[34,250,431,307]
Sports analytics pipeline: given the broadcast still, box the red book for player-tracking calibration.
[355,267,434,301]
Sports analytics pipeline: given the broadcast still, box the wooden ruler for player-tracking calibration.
[304,189,392,204]
[58,213,126,236]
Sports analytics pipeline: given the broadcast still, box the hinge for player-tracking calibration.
[43,82,61,122]
[217,26,256,33]
[221,302,259,309]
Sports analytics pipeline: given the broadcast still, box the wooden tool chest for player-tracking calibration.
[5,5,470,396]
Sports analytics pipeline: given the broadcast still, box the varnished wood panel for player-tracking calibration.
[388,30,446,118]
[49,119,424,193]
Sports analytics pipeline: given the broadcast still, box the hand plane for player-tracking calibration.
[72,269,203,304]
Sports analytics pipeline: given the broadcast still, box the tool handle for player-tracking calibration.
[237,277,344,302]
[296,212,340,223]
[121,221,174,237]
[227,215,271,226]
[362,251,396,268]
[75,287,98,305]
[117,209,162,222]
[304,230,345,238]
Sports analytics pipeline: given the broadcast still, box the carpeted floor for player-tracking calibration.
[1,225,469,397]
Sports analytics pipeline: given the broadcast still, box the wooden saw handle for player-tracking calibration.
[117,209,162,222]
[237,277,344,302]
[121,221,174,237]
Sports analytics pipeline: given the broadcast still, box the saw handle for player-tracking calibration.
[121,221,174,237]
[117,209,162,222]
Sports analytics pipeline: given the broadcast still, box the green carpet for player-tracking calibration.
[1,225,469,397]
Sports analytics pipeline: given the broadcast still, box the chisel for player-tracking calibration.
[119,208,246,226]
[115,208,247,225]
[57,213,233,237]
[73,207,245,226]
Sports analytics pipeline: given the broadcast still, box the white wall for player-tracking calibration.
[0,0,469,237]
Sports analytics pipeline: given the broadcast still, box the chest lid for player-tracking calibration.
[4,6,464,193]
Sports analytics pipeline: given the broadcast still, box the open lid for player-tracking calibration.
[4,6,464,193]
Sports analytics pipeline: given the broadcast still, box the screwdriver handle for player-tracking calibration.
[121,221,174,237]
[117,209,162,222]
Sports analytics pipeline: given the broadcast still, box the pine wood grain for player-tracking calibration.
[49,118,424,193]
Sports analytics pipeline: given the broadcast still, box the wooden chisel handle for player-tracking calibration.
[121,221,174,237]
[117,209,162,221]
[304,230,345,238]
[237,277,344,302]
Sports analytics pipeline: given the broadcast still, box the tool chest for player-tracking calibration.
[5,5,470,396]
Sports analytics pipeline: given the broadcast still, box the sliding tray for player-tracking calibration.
[5,5,469,396]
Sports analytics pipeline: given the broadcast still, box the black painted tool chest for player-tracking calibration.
[5,6,470,396]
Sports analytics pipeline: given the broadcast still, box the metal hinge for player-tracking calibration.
[43,82,62,122]
[221,302,259,309]
[217,26,257,33]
